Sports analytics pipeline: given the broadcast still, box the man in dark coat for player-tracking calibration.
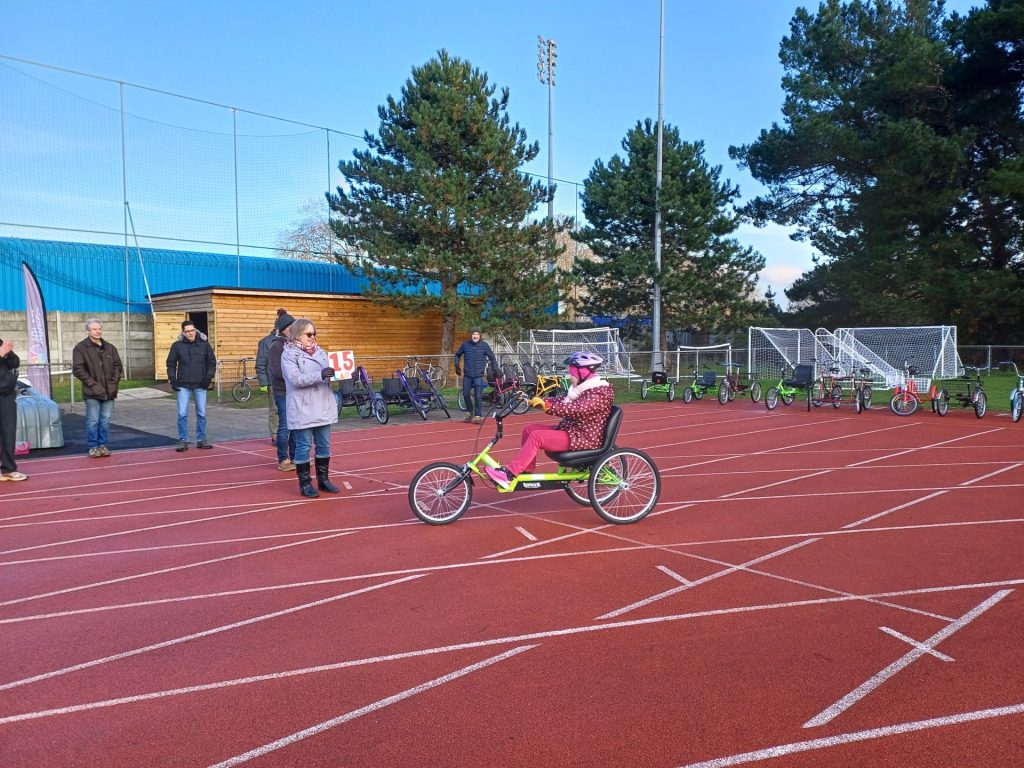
[255,307,288,443]
[453,327,499,424]
[0,338,27,481]
[166,320,217,452]
[72,318,124,458]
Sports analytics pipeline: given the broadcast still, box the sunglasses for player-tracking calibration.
[304,332,317,337]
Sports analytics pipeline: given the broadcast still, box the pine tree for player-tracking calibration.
[574,120,769,346]
[328,51,564,355]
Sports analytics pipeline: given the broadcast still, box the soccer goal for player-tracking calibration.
[518,327,632,377]
[834,326,963,388]
[674,343,733,381]
[748,327,835,379]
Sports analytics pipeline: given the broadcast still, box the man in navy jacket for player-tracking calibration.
[453,328,499,424]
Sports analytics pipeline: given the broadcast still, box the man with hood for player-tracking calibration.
[453,327,499,424]
[166,320,217,452]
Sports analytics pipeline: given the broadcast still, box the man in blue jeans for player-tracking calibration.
[267,313,296,471]
[72,318,124,458]
[166,320,217,452]
[453,327,499,424]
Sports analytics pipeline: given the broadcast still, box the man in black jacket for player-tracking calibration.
[453,328,499,424]
[255,307,288,443]
[72,319,124,458]
[0,338,27,481]
[166,320,217,452]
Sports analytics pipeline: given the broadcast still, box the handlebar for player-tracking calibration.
[999,361,1021,376]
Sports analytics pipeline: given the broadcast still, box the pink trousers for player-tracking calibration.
[504,423,571,476]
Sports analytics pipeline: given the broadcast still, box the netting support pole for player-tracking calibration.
[232,108,240,286]
[119,81,132,380]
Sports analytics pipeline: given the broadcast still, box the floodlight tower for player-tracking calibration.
[537,35,557,225]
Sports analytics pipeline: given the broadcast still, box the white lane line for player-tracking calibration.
[0,531,357,608]
[7,519,1020,627]
[879,627,954,662]
[848,428,1006,467]
[803,589,1013,728]
[676,702,1024,768]
[841,491,949,529]
[207,644,538,768]
[0,574,424,693]
[656,565,691,586]
[596,539,821,620]
[1,580,1019,726]
[959,461,1023,486]
[515,526,538,542]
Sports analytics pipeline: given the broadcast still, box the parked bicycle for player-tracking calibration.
[403,356,448,389]
[1001,361,1023,423]
[230,357,259,403]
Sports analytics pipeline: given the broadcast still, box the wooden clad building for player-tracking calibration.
[151,287,446,382]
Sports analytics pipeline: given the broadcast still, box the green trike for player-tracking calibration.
[764,363,815,412]
[680,368,718,403]
[640,370,676,401]
[408,394,661,525]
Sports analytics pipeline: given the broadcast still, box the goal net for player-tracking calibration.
[834,326,963,388]
[747,327,835,379]
[518,327,632,376]
[674,344,733,381]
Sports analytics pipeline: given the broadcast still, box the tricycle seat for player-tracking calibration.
[547,405,622,468]
[783,364,814,389]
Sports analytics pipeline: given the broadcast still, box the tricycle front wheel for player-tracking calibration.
[409,462,472,524]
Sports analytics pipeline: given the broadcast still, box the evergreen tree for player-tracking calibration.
[574,120,769,345]
[328,51,564,355]
[731,0,1024,341]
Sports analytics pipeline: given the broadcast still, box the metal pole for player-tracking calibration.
[652,0,665,371]
[547,40,555,225]
[120,81,133,379]
[233,108,240,285]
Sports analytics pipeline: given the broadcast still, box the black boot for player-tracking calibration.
[296,462,319,497]
[315,457,340,493]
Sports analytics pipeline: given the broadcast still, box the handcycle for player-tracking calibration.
[1000,361,1023,423]
[716,364,761,404]
[403,356,448,389]
[640,369,676,401]
[764,363,815,412]
[230,357,260,402]
[408,394,661,525]
[379,368,433,420]
[335,365,389,424]
[458,363,530,415]
[932,366,987,418]
[408,366,452,419]
[680,367,718,403]
[521,363,568,399]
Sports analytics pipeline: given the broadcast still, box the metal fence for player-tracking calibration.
[0,55,584,267]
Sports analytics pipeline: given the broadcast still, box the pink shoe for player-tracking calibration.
[484,465,512,490]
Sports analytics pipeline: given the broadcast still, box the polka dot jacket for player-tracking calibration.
[546,383,614,451]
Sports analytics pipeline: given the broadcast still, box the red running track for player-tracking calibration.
[1,400,1022,767]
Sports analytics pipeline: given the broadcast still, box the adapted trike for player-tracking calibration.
[335,365,389,424]
[680,368,718,403]
[932,367,987,418]
[1001,362,1023,423]
[458,363,530,415]
[764,363,815,412]
[379,369,436,421]
[640,370,676,401]
[408,394,661,525]
[717,364,762,404]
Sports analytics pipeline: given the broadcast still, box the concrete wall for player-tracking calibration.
[0,311,155,379]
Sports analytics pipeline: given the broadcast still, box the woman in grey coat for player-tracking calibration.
[281,318,339,497]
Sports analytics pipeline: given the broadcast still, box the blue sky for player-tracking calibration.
[0,0,982,303]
